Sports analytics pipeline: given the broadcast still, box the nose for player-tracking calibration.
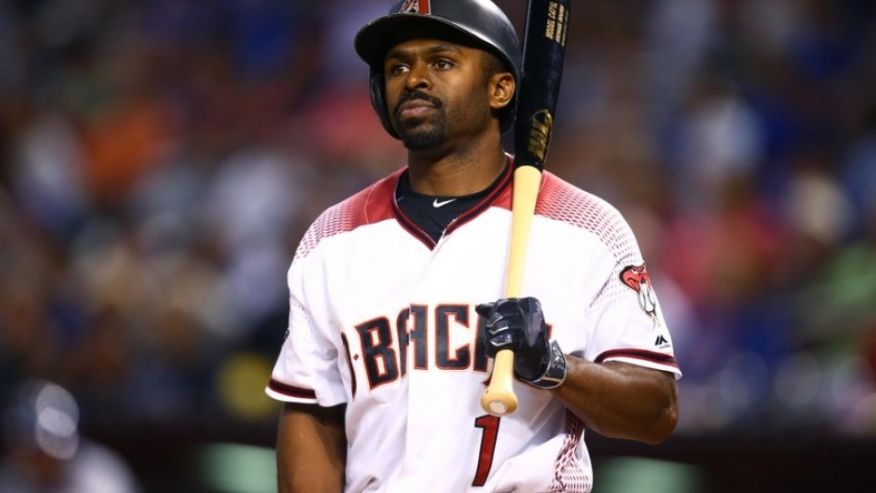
[404,61,431,92]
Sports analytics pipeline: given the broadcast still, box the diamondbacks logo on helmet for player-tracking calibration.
[401,0,431,14]
[620,264,657,317]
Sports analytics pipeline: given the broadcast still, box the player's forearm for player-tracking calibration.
[552,357,678,445]
[277,403,346,493]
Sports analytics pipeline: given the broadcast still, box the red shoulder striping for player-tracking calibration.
[533,172,643,266]
[268,379,317,399]
[360,168,402,226]
[595,349,678,368]
[294,169,403,260]
[535,172,615,229]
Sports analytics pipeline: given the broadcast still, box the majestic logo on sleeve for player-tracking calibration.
[401,0,431,14]
[620,264,657,317]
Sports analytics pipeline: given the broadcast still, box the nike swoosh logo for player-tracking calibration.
[433,198,457,208]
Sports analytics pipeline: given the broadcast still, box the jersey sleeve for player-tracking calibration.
[265,233,348,406]
[581,207,681,378]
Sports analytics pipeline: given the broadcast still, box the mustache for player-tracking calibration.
[394,91,443,117]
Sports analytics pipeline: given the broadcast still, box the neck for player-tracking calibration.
[406,131,507,196]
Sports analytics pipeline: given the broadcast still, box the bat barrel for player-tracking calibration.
[514,0,572,171]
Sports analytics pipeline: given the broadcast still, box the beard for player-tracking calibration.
[393,91,448,151]
[397,113,448,151]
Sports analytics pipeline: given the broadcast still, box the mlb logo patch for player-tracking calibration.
[400,0,431,14]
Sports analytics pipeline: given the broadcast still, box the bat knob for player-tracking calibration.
[489,402,508,416]
[480,389,518,416]
[481,349,520,416]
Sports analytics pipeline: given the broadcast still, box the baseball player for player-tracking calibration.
[266,1,680,492]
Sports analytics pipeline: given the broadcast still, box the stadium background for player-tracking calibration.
[1,0,875,491]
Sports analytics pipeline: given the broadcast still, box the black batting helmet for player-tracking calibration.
[354,0,521,139]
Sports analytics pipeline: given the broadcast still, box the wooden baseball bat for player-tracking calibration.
[481,0,571,416]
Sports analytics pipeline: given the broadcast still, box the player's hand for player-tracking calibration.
[476,297,567,389]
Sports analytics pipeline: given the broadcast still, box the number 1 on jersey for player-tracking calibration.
[472,414,501,486]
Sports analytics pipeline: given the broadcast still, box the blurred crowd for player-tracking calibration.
[1,0,875,466]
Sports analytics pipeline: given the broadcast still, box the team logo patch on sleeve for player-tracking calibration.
[620,264,657,317]
[401,0,431,14]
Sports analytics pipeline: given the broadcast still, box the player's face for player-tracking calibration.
[383,38,511,151]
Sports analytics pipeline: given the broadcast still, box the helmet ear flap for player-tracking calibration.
[369,68,399,139]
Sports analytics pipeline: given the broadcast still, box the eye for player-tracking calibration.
[387,63,409,77]
[433,59,455,70]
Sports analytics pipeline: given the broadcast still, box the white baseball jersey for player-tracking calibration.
[266,164,680,492]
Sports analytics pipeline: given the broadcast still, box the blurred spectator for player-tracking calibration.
[10,111,88,239]
[0,380,141,493]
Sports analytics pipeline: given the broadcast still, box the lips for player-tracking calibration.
[397,99,436,119]
[394,92,442,123]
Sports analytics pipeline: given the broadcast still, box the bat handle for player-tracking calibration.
[480,349,518,415]
[480,165,543,416]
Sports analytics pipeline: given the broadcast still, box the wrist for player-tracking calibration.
[523,340,567,390]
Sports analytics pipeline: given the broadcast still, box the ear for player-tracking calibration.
[488,71,516,111]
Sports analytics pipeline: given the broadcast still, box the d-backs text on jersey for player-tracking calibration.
[343,304,552,394]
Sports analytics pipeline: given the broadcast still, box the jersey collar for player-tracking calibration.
[391,156,514,249]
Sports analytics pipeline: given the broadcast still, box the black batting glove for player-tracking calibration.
[476,297,567,389]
